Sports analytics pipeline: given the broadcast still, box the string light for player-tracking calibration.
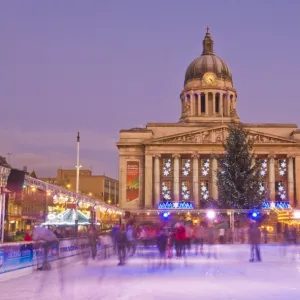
[0,165,123,215]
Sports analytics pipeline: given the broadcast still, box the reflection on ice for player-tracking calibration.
[0,245,300,300]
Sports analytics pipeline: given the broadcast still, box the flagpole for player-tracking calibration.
[75,132,80,236]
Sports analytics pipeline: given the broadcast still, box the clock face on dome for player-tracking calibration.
[203,72,216,85]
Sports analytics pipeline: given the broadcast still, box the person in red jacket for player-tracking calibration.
[175,223,186,257]
[24,230,33,241]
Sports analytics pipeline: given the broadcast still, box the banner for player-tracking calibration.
[126,161,140,202]
[0,238,90,274]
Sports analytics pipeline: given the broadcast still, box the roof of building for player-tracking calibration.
[184,27,232,85]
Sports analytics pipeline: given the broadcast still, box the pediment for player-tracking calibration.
[145,126,299,145]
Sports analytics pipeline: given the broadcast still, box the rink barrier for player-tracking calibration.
[0,237,99,281]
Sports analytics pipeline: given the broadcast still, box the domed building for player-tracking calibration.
[117,28,300,216]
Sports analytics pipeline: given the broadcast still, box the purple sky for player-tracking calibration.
[1,0,300,179]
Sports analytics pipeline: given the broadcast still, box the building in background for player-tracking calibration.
[40,169,119,205]
[6,186,50,235]
[117,28,300,212]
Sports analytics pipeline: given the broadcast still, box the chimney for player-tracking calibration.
[23,166,27,173]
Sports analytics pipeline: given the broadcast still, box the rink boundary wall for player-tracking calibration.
[0,237,95,282]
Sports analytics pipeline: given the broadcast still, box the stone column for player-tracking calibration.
[205,93,209,116]
[268,155,275,201]
[173,154,180,202]
[294,156,300,207]
[212,93,216,115]
[154,154,161,207]
[287,156,294,203]
[219,93,223,117]
[192,153,199,208]
[198,93,201,116]
[190,92,194,116]
[119,156,125,209]
[144,154,153,208]
[227,94,231,116]
[211,156,218,200]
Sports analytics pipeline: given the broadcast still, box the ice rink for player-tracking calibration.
[1,244,300,300]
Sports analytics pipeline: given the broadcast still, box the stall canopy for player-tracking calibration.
[42,209,99,226]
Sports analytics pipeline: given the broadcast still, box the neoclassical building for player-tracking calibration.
[117,28,300,212]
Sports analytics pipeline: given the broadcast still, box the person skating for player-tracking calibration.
[248,222,261,262]
[87,225,98,260]
[116,224,127,266]
[157,229,168,267]
[194,223,205,255]
[32,226,58,270]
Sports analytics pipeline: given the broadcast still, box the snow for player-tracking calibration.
[1,245,300,300]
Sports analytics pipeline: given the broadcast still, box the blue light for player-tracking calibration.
[163,212,169,218]
[249,210,260,220]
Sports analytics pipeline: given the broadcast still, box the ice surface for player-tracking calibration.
[0,244,300,300]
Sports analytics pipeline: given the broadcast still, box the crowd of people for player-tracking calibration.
[108,221,268,266]
[18,220,300,270]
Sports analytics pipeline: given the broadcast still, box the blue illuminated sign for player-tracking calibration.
[158,201,194,210]
[261,201,290,209]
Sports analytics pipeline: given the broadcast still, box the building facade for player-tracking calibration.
[117,28,300,211]
[40,169,119,205]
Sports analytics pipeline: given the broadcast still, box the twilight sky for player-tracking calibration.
[1,0,300,179]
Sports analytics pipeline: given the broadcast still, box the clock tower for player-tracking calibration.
[180,27,239,123]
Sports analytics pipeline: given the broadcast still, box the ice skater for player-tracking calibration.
[248,222,261,262]
[116,224,127,266]
[32,226,58,270]
[157,229,167,267]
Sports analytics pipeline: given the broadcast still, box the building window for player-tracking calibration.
[161,181,172,201]
[162,158,172,176]
[181,158,191,176]
[104,180,109,188]
[200,181,209,200]
[277,159,287,176]
[104,192,109,201]
[275,181,286,201]
[181,181,191,201]
[201,95,205,113]
[200,159,210,176]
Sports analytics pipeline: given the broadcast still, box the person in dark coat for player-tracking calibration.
[157,229,168,266]
[115,224,128,266]
[248,222,261,262]
[87,225,98,260]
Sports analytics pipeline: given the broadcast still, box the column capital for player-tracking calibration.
[172,154,181,159]
[287,154,295,159]
[191,152,199,159]
[268,154,276,159]
[153,154,161,159]
[210,153,218,160]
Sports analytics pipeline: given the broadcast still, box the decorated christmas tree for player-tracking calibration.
[216,121,266,209]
